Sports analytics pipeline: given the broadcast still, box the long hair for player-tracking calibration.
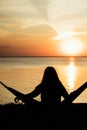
[40,66,62,104]
[41,66,60,85]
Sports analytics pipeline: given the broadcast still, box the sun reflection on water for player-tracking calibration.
[67,59,76,92]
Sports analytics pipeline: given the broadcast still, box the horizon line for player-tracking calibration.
[0,56,87,58]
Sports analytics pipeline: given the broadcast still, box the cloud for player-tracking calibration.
[0,0,37,19]
[30,0,49,20]
[0,0,87,41]
[21,24,57,38]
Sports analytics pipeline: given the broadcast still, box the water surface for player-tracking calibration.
[0,57,87,104]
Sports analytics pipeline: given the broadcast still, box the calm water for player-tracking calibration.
[0,57,87,104]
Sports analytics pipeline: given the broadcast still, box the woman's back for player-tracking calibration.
[40,66,68,105]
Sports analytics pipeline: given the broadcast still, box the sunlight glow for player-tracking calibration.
[60,38,83,56]
[52,31,75,40]
[67,60,76,91]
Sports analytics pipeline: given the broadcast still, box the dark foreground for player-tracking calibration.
[0,103,87,129]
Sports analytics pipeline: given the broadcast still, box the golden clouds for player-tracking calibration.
[0,0,87,56]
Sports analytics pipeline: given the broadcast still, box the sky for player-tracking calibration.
[0,0,87,57]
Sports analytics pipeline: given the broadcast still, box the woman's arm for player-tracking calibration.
[25,84,42,99]
[62,82,87,104]
[60,81,69,99]
[14,84,42,103]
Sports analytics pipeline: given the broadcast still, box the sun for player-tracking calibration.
[60,38,83,56]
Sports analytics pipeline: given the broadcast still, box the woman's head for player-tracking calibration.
[41,66,59,84]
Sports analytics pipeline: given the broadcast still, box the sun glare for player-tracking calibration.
[60,38,83,56]
[68,61,76,91]
[53,31,75,40]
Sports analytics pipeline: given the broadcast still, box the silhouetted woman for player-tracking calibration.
[1,66,87,106]
[24,66,68,106]
[17,66,87,106]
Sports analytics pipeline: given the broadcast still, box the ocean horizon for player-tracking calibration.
[0,57,87,104]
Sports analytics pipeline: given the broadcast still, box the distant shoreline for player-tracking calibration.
[0,56,87,58]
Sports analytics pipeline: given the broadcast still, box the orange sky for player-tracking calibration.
[0,0,87,57]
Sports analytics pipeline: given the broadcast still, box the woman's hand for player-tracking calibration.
[14,97,20,103]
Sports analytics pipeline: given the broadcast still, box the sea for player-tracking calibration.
[0,57,87,105]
